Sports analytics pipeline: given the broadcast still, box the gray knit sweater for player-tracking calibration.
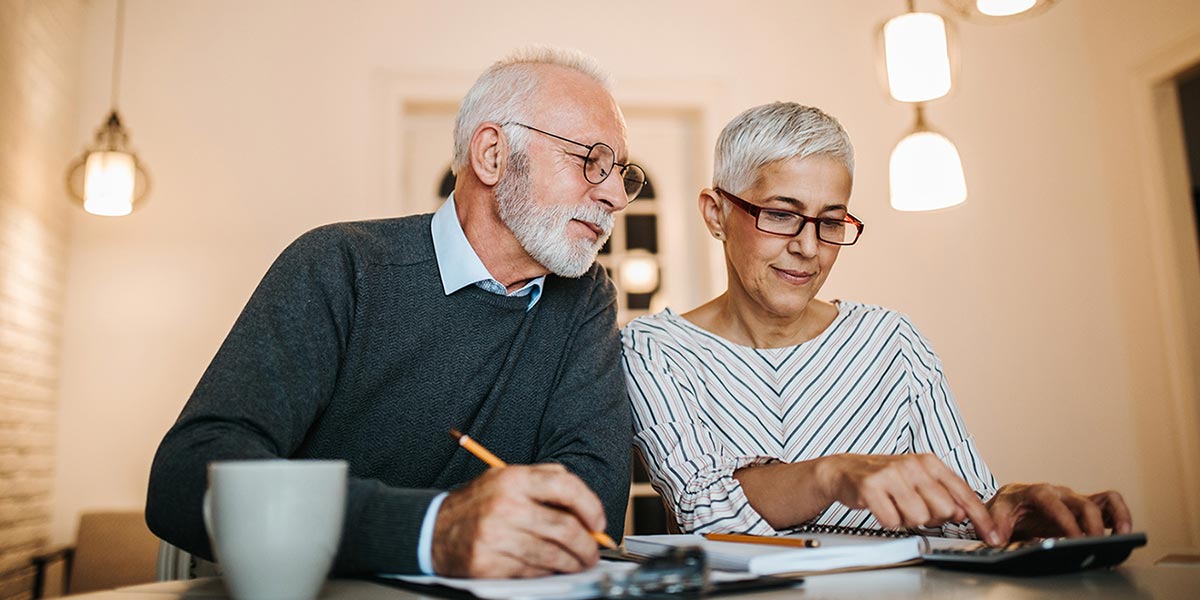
[145,214,632,575]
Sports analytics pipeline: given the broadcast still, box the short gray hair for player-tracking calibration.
[452,46,614,175]
[713,102,855,195]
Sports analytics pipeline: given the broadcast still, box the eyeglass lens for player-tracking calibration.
[584,143,646,200]
[757,212,858,245]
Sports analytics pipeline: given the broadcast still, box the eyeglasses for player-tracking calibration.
[502,122,648,201]
[714,188,864,246]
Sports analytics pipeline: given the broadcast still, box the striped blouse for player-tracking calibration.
[621,300,997,537]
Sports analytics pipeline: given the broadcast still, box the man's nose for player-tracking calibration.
[593,169,631,212]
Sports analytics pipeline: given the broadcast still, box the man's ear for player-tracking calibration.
[469,123,506,186]
[699,189,727,241]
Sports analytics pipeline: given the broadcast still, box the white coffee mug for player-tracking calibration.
[204,459,347,600]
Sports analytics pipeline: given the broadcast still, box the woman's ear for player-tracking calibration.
[699,189,727,241]
[468,123,506,186]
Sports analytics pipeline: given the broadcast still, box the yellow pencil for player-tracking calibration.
[704,532,821,548]
[449,428,618,550]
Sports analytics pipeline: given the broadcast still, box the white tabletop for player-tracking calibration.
[65,565,1200,600]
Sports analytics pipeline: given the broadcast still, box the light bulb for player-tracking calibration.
[83,151,136,216]
[883,12,953,103]
[889,130,967,211]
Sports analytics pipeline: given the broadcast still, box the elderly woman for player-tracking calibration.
[623,102,1131,545]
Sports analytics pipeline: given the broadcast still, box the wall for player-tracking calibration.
[0,0,83,597]
[50,0,1200,562]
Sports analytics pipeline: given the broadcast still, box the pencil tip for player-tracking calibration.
[449,428,463,440]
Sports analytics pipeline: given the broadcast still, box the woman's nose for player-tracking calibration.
[789,220,820,257]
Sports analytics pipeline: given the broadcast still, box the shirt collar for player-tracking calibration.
[431,194,544,307]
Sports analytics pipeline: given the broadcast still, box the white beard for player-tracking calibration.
[496,151,614,278]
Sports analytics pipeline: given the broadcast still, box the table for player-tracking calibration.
[64,564,1200,599]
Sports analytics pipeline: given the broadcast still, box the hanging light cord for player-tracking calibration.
[110,0,125,110]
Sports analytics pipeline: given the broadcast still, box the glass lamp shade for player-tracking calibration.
[889,130,967,211]
[942,0,1057,21]
[66,111,149,215]
[83,151,136,216]
[618,251,660,295]
[976,0,1037,16]
[883,12,953,103]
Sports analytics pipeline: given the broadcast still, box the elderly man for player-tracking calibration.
[146,47,645,578]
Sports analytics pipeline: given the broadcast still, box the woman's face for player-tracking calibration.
[709,155,853,319]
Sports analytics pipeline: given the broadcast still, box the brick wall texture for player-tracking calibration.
[0,1,83,598]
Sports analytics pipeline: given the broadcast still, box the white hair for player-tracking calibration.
[713,102,855,196]
[451,46,614,175]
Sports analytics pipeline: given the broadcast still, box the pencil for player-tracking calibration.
[449,428,618,550]
[704,533,821,548]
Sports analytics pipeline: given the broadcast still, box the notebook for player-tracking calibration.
[624,531,922,575]
[379,560,637,600]
[627,525,1148,577]
[377,558,786,599]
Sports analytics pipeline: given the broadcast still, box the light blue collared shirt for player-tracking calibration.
[430,193,544,309]
[415,194,545,575]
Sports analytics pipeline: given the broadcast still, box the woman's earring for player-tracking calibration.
[713,232,724,240]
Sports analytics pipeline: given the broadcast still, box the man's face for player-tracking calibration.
[497,67,631,278]
[496,150,615,277]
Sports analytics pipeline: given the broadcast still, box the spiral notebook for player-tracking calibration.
[625,525,923,575]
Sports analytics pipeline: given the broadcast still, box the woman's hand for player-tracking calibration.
[985,483,1132,543]
[735,453,1002,544]
[818,453,1003,545]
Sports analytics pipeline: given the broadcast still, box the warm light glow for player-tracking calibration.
[976,0,1037,17]
[883,12,952,103]
[889,131,967,211]
[83,151,136,216]
[619,253,659,295]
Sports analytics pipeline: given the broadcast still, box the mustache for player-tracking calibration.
[564,203,615,237]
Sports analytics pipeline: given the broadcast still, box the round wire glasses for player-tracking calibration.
[503,122,647,201]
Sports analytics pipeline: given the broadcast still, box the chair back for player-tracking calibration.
[68,511,159,594]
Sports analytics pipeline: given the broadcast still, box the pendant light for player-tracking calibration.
[882,9,954,103]
[66,0,149,217]
[889,105,967,211]
[617,249,660,295]
[943,0,1058,21]
[880,0,966,211]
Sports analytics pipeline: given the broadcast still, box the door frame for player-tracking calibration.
[1132,30,1200,547]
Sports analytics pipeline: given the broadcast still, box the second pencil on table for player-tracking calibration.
[705,533,821,548]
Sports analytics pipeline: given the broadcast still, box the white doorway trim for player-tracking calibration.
[1132,30,1200,548]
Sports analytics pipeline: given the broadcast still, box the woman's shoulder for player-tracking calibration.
[623,309,691,346]
[836,299,906,322]
[834,300,926,338]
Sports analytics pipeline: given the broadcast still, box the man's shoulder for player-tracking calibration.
[546,261,616,305]
[291,214,435,267]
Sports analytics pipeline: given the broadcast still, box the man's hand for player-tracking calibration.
[430,463,607,578]
[819,453,1003,545]
[985,483,1132,543]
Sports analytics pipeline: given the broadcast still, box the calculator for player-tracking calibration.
[922,532,1147,576]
